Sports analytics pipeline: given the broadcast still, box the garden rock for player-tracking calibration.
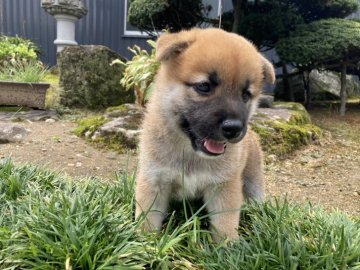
[79,104,143,151]
[0,122,30,143]
[275,70,360,101]
[58,45,134,110]
[258,94,274,108]
[99,104,143,149]
[251,102,321,158]
[310,70,360,98]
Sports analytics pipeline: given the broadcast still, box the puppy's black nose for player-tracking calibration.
[221,119,243,140]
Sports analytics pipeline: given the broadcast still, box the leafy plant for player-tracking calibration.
[0,35,39,65]
[112,40,160,107]
[0,60,48,82]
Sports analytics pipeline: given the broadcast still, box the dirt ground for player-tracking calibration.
[1,104,359,216]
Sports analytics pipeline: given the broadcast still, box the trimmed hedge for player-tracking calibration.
[58,45,134,110]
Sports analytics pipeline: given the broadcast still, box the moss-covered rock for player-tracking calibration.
[75,104,143,153]
[74,115,108,137]
[251,102,322,158]
[58,45,134,110]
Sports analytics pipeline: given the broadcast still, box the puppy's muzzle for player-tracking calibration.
[221,119,244,141]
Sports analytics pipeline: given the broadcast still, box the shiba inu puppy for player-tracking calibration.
[135,28,275,241]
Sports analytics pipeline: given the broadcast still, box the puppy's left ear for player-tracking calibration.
[156,31,195,62]
[260,55,276,84]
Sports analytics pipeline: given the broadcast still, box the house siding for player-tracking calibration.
[1,0,360,66]
[0,0,150,66]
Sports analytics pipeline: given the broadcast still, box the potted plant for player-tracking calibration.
[0,35,50,109]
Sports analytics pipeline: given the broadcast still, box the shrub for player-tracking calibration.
[112,40,160,107]
[128,0,210,33]
[0,35,39,65]
[58,45,134,110]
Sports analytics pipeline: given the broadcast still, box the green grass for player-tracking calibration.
[0,106,30,112]
[43,73,61,109]
[0,158,359,269]
[0,61,48,83]
[43,73,59,85]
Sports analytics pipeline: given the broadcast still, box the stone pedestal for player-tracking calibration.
[41,0,87,53]
[54,14,78,52]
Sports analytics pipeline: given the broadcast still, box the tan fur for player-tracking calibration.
[135,28,275,242]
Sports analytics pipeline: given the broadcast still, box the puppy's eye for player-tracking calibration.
[242,89,252,103]
[193,82,211,94]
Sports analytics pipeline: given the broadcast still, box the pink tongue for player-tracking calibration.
[203,139,225,154]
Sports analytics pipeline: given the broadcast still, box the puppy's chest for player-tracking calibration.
[172,172,215,199]
[158,163,230,199]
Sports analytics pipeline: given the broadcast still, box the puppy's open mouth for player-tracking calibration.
[180,117,226,156]
[201,138,227,155]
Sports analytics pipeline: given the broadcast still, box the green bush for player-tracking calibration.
[0,35,38,65]
[58,45,134,110]
[128,0,209,33]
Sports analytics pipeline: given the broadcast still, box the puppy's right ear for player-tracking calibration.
[156,31,195,62]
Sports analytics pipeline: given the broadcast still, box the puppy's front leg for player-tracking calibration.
[135,174,170,232]
[204,179,243,242]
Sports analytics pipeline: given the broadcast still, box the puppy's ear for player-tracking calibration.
[156,31,195,62]
[260,55,276,84]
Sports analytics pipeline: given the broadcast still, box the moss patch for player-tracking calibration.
[91,133,137,153]
[251,120,321,158]
[74,116,108,137]
[274,102,311,125]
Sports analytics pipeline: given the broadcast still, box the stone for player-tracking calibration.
[251,102,321,158]
[0,122,30,143]
[258,94,274,108]
[275,70,360,101]
[310,70,360,98]
[58,45,134,109]
[98,103,143,149]
[45,118,56,123]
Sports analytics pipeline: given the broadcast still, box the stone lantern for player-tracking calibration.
[41,0,88,52]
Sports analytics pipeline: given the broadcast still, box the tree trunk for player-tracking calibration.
[231,0,245,33]
[282,64,293,101]
[302,70,311,109]
[340,61,347,116]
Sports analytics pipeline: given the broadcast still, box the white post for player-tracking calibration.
[54,14,78,52]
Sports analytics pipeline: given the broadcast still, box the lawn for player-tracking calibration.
[0,158,359,269]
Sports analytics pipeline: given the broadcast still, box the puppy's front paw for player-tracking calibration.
[211,229,239,244]
[136,211,164,233]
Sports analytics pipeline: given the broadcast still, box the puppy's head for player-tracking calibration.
[153,28,275,157]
